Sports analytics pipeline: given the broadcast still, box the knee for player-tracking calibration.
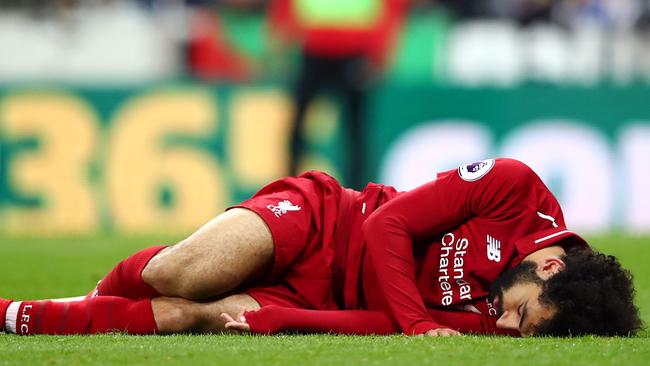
[142,263,206,300]
[141,259,176,295]
[141,250,193,298]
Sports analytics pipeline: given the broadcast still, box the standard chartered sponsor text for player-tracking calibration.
[438,232,472,306]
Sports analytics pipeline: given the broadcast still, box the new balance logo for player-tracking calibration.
[267,200,301,218]
[487,235,501,262]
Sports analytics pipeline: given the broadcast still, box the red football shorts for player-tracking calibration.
[228,171,344,310]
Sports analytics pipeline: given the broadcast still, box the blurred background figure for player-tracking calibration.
[1,0,648,84]
[267,0,407,189]
[0,0,649,234]
[184,0,265,82]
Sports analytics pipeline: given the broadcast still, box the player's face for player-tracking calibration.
[489,261,557,337]
[492,281,556,337]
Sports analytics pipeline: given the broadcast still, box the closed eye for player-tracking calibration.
[518,303,529,331]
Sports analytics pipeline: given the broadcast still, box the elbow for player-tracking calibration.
[362,213,384,257]
[361,215,377,237]
[362,209,402,253]
[362,211,384,242]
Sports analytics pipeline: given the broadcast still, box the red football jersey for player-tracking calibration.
[361,158,589,335]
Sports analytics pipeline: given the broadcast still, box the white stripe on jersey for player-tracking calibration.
[534,230,570,244]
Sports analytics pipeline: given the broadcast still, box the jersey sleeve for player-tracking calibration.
[244,306,518,336]
[363,158,537,335]
[245,306,396,335]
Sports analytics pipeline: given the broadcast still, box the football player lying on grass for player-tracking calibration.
[1,159,642,337]
[221,246,640,336]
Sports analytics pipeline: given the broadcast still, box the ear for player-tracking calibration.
[537,257,565,280]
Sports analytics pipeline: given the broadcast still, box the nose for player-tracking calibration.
[496,311,519,331]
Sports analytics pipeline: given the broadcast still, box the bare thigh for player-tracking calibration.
[142,208,274,300]
[153,293,260,334]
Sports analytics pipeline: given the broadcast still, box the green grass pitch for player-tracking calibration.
[1,234,649,366]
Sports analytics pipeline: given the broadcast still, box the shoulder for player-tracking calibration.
[452,158,546,216]
[459,158,547,213]
[492,158,538,181]
[457,158,537,185]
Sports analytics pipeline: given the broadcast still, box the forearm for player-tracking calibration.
[243,306,518,336]
[362,174,477,335]
[363,210,444,335]
[245,306,397,335]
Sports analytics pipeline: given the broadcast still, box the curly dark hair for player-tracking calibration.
[535,247,642,336]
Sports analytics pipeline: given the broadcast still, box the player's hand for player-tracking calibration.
[423,328,462,337]
[221,309,251,333]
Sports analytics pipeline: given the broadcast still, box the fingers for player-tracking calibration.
[438,329,461,337]
[220,312,251,333]
[423,328,462,337]
[220,312,236,323]
[236,307,247,322]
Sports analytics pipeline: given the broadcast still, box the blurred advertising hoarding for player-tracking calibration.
[0,84,648,235]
